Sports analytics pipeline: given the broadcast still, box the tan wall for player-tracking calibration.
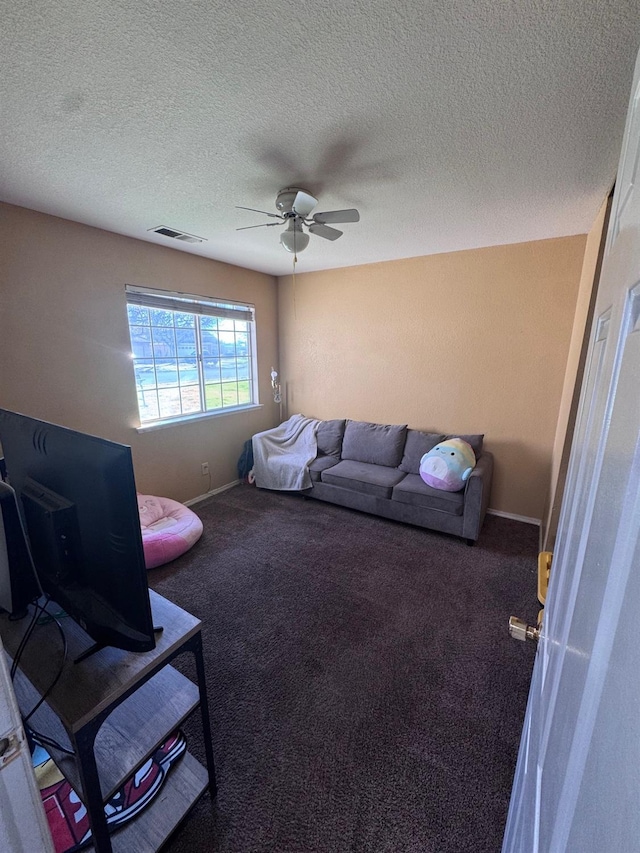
[0,203,279,501]
[541,194,611,550]
[278,236,587,520]
[0,202,590,520]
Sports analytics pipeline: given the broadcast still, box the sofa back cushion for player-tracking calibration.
[445,433,484,457]
[316,419,346,458]
[341,421,407,468]
[399,430,444,474]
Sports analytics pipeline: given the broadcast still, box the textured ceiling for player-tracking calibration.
[1,1,639,276]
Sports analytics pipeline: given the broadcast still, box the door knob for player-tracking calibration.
[509,615,541,642]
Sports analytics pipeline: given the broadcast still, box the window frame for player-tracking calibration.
[125,285,260,428]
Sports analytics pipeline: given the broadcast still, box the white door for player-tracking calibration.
[0,636,55,853]
[503,48,640,853]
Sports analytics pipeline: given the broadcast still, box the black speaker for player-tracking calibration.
[0,480,39,617]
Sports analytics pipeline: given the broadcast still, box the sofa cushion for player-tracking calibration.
[308,455,340,482]
[399,430,444,474]
[321,460,406,498]
[316,419,346,458]
[445,433,484,457]
[341,421,408,468]
[392,473,465,516]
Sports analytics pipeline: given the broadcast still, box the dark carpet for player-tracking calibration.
[149,485,538,853]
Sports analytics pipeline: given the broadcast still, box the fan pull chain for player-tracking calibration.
[292,253,298,320]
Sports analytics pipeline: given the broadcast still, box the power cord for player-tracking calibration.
[10,597,46,681]
[22,603,68,725]
[27,725,75,757]
[14,601,74,756]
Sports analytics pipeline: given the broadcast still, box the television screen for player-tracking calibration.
[0,409,155,654]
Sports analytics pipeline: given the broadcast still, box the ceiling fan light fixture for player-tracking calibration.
[237,187,359,254]
[280,219,309,253]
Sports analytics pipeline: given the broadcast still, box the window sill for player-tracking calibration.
[135,404,264,433]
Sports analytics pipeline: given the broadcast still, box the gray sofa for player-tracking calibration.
[304,419,493,545]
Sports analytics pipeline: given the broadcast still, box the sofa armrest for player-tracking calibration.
[462,451,494,541]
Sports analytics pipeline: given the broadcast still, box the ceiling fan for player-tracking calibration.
[236,187,360,254]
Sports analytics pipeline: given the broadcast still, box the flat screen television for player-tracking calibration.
[0,409,155,655]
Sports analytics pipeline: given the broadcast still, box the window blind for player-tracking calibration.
[125,285,254,323]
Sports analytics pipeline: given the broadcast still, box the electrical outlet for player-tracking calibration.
[201,462,209,476]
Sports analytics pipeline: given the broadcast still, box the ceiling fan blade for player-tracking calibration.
[313,208,360,224]
[236,222,280,230]
[292,190,318,217]
[308,222,343,241]
[236,206,282,219]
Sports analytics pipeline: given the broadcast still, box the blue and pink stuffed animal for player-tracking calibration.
[419,438,476,492]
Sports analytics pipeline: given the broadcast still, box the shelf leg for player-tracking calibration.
[75,724,113,853]
[192,632,217,797]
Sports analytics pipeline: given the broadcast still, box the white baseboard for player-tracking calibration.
[487,508,541,526]
[185,479,240,506]
[185,486,541,527]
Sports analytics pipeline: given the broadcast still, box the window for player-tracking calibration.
[125,285,258,425]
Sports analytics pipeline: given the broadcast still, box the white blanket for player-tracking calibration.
[251,414,320,490]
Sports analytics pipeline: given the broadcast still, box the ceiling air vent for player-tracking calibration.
[149,226,206,244]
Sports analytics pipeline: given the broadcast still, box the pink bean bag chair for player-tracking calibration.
[137,494,203,569]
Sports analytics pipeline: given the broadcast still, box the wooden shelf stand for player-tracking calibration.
[0,590,216,853]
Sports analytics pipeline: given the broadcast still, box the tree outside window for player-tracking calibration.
[126,288,257,425]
